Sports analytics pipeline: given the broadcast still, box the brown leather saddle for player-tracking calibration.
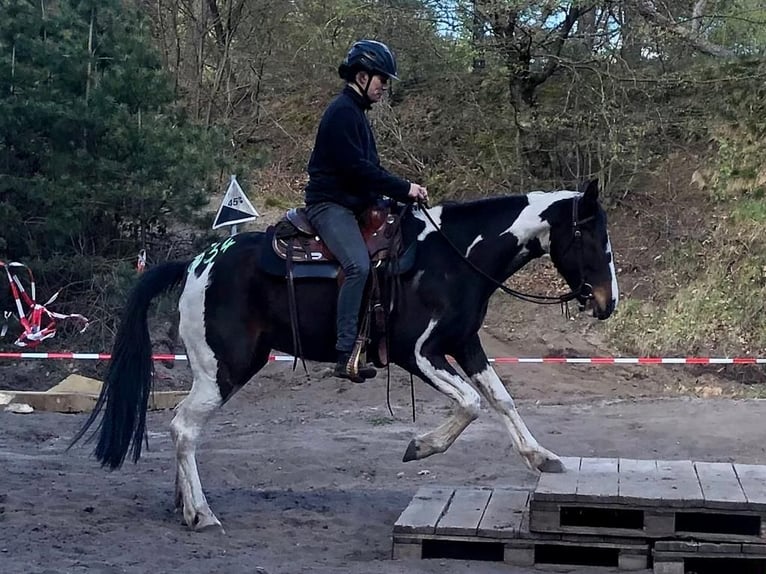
[271,203,407,373]
[272,204,402,264]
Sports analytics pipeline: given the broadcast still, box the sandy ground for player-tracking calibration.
[1,299,765,574]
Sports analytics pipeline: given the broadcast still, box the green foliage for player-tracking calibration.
[708,0,766,56]
[608,224,766,356]
[0,0,223,260]
[704,61,766,203]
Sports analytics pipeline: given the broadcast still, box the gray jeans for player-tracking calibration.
[304,202,370,354]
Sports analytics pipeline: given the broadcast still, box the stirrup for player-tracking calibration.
[335,349,377,383]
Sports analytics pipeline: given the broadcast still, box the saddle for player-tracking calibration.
[271,202,410,377]
[272,204,402,264]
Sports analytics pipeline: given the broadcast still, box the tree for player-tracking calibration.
[0,0,222,260]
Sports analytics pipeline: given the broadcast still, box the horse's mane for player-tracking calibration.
[436,190,578,210]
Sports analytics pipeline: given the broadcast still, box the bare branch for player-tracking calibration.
[692,0,707,32]
[529,4,589,88]
[634,0,736,58]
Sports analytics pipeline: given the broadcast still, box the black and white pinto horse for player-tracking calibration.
[72,179,618,531]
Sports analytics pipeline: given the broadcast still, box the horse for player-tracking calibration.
[71,179,618,532]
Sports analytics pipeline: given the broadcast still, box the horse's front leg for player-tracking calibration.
[404,325,482,461]
[453,334,565,473]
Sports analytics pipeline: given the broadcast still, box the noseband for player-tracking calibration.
[417,196,595,307]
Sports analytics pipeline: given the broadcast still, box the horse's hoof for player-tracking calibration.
[190,513,224,534]
[538,457,566,473]
[403,440,419,462]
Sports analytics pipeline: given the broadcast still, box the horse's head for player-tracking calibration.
[544,179,618,320]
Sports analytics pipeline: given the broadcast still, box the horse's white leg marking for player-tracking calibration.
[404,320,482,461]
[171,264,224,531]
[471,364,564,473]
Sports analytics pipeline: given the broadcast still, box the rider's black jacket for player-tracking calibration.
[304,85,410,214]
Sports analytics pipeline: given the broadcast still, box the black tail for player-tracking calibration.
[69,261,189,469]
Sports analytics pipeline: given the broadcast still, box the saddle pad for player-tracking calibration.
[259,227,340,279]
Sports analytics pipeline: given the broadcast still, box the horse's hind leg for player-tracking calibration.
[454,334,565,473]
[171,358,223,532]
[172,270,271,532]
[171,335,272,531]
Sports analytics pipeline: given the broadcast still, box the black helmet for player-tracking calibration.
[338,39,399,81]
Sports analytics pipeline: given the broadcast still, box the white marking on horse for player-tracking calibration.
[606,235,619,308]
[173,264,224,530]
[502,191,580,250]
[415,206,443,242]
[465,234,483,257]
[414,319,477,408]
[411,319,481,456]
[471,363,562,471]
[178,265,220,399]
[472,364,539,449]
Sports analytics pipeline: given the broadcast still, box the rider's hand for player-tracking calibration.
[408,183,428,203]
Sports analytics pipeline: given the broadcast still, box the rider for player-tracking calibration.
[304,39,428,383]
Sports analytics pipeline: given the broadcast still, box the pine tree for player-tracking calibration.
[0,0,222,260]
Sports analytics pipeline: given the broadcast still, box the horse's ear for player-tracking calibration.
[579,179,599,200]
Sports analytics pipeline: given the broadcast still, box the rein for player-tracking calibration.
[415,197,594,307]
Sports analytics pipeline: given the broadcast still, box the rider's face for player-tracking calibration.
[357,72,388,103]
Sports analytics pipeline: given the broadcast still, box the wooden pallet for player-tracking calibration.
[392,485,649,570]
[653,540,766,574]
[531,457,766,542]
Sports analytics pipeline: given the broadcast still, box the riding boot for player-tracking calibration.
[333,351,377,383]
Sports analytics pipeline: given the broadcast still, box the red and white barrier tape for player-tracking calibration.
[0,352,765,364]
[1,260,89,348]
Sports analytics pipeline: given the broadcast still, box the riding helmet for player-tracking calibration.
[338,39,399,81]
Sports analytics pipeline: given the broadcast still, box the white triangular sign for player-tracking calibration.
[212,175,260,230]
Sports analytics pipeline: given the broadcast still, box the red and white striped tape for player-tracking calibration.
[0,352,765,365]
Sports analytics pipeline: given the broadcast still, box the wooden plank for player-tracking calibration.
[735,464,766,510]
[391,540,422,559]
[437,487,493,536]
[0,389,187,413]
[618,552,648,571]
[504,543,535,566]
[576,457,619,502]
[618,458,658,504]
[393,534,649,570]
[695,462,747,508]
[477,488,528,539]
[644,510,675,537]
[525,536,650,571]
[528,508,562,534]
[656,460,704,507]
[655,540,698,552]
[393,486,454,534]
[697,542,744,554]
[654,562,684,574]
[534,457,581,502]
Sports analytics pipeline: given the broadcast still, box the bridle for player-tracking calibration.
[416,196,596,308]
